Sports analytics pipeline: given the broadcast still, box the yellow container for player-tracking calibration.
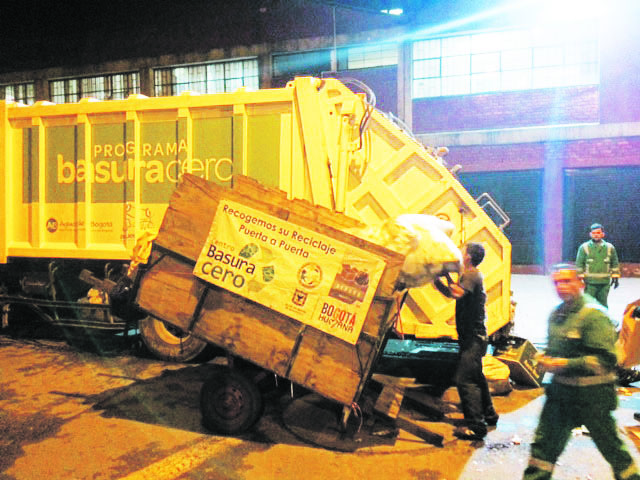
[0,77,511,338]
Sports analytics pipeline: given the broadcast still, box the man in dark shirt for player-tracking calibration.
[434,242,498,440]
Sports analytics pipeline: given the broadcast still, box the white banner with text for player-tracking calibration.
[193,200,386,344]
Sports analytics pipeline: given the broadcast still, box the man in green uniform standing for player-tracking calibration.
[576,223,620,307]
[523,264,639,480]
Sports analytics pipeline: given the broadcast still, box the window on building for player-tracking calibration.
[154,58,259,96]
[413,24,599,98]
[346,43,398,69]
[50,72,139,103]
[272,50,332,79]
[1,82,35,105]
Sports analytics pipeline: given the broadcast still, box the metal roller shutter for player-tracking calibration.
[563,167,640,263]
[459,170,543,265]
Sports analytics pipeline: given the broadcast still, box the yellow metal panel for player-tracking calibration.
[246,114,281,188]
[7,245,129,260]
[345,109,512,338]
[132,112,144,246]
[35,119,45,249]
[80,116,90,250]
[87,112,127,124]
[292,77,335,208]
[137,110,179,123]
[289,88,311,202]
[279,113,293,195]
[0,102,7,262]
[12,128,29,247]
[41,116,78,127]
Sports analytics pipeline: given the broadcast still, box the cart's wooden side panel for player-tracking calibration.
[289,324,376,405]
[136,246,399,404]
[136,252,203,326]
[360,296,396,339]
[153,177,221,261]
[193,288,299,377]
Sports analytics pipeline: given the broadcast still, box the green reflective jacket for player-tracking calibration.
[576,240,620,284]
[544,294,619,408]
[546,293,618,377]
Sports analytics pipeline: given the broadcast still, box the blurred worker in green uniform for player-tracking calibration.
[523,264,639,480]
[576,223,620,307]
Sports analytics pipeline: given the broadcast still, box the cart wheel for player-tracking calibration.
[200,367,264,434]
[139,316,210,362]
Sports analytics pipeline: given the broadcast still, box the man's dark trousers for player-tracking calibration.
[456,335,492,436]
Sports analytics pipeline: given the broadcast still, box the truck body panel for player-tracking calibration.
[0,77,512,339]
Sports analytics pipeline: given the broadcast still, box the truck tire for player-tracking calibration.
[200,367,264,434]
[138,316,209,362]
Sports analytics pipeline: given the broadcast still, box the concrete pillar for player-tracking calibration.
[35,77,49,102]
[139,67,154,97]
[397,40,413,130]
[259,52,272,89]
[542,142,565,272]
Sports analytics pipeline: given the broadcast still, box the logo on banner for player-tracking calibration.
[328,264,370,304]
[298,263,322,289]
[292,289,308,306]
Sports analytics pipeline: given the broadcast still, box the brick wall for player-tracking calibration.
[335,66,398,116]
[566,138,640,168]
[599,1,640,123]
[446,137,640,173]
[412,86,599,133]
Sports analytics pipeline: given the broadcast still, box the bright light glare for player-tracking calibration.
[381,8,403,15]
[401,0,606,43]
[408,1,534,39]
[536,0,604,23]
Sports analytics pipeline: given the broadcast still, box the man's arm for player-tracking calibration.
[433,276,453,298]
[610,244,620,277]
[433,275,466,299]
[536,355,569,373]
[609,244,621,288]
[537,309,566,372]
[540,309,618,375]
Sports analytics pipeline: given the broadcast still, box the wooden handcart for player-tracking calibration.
[132,174,423,438]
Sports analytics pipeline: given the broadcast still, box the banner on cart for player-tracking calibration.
[193,200,386,344]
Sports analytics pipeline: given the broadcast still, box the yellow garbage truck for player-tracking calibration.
[0,76,512,361]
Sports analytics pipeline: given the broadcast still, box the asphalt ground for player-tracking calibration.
[1,274,640,479]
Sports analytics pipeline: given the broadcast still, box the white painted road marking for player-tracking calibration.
[119,437,243,480]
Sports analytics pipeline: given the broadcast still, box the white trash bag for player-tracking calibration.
[350,214,462,289]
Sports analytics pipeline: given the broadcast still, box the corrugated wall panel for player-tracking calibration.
[563,167,640,263]
[459,170,543,265]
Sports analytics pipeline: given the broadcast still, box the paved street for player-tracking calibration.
[510,274,640,347]
[1,274,640,480]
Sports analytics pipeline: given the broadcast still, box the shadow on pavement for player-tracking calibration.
[2,308,141,357]
[72,363,402,451]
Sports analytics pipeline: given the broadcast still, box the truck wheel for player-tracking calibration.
[200,367,264,434]
[138,316,209,362]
